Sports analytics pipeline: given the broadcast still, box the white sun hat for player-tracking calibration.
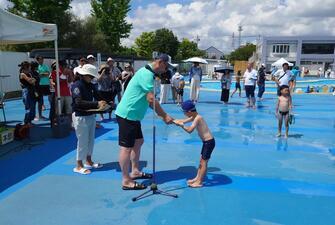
[87,54,95,60]
[77,64,98,78]
[184,57,208,64]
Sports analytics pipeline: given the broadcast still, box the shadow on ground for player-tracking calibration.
[0,125,111,192]
[141,166,232,187]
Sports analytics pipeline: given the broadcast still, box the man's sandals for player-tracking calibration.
[122,173,153,190]
[131,172,153,180]
[122,182,147,190]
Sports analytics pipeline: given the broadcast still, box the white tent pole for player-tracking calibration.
[55,39,61,116]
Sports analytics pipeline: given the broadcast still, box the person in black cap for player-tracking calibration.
[174,100,215,188]
[257,63,266,101]
[114,53,174,190]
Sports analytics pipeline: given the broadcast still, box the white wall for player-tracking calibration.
[134,60,150,72]
[204,59,227,76]
[266,43,297,61]
[0,51,29,92]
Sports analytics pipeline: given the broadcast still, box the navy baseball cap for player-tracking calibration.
[181,100,196,112]
[154,53,169,62]
[155,53,176,68]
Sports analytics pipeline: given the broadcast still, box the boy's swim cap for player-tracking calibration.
[181,100,196,112]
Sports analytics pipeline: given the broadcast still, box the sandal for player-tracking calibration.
[84,163,103,169]
[122,182,147,190]
[131,172,153,180]
[73,167,91,175]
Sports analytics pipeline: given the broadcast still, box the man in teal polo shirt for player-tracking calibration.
[115,54,174,190]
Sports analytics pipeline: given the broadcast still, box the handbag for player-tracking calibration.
[14,123,30,140]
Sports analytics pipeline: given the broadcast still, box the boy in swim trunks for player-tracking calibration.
[174,100,215,188]
[276,85,292,138]
[231,70,242,98]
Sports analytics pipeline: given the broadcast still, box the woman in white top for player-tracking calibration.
[121,63,134,92]
[189,62,203,102]
[243,63,258,108]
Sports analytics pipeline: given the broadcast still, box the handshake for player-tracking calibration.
[173,119,184,127]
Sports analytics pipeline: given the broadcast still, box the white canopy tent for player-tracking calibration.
[0,8,62,115]
[272,58,293,68]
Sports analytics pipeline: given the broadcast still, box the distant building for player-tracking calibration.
[204,46,224,59]
[256,36,335,74]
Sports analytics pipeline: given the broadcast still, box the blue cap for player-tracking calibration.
[181,100,196,112]
[154,53,169,63]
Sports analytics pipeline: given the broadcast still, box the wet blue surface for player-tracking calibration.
[0,90,335,225]
[199,79,335,93]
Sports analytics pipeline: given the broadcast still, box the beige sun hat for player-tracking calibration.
[98,64,109,73]
[77,64,98,78]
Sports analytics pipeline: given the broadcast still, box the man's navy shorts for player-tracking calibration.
[116,115,143,148]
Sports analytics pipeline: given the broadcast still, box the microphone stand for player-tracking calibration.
[132,75,178,202]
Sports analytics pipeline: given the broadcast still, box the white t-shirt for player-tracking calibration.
[274,69,293,86]
[243,69,257,86]
[171,73,183,87]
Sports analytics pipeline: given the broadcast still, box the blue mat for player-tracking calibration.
[0,90,335,225]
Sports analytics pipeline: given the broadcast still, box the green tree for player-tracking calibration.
[133,31,155,58]
[62,16,109,52]
[228,43,256,61]
[117,46,137,57]
[175,38,205,61]
[91,0,132,51]
[8,0,72,47]
[152,28,179,59]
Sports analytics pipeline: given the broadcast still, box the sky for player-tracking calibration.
[1,0,335,53]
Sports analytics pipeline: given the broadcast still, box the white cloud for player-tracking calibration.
[124,0,335,53]
[0,0,11,9]
[2,0,335,53]
[71,0,91,19]
[0,0,91,18]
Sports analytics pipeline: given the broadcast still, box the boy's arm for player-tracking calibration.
[289,96,293,111]
[181,117,199,133]
[180,116,194,124]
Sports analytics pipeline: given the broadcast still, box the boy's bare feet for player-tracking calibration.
[276,133,281,137]
[188,181,203,188]
[187,178,197,185]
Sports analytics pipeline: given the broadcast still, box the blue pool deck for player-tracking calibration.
[0,89,335,225]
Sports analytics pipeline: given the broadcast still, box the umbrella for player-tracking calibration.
[214,65,234,73]
[184,57,208,64]
[169,63,179,68]
[272,58,293,67]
